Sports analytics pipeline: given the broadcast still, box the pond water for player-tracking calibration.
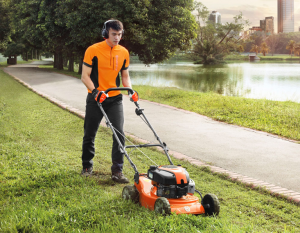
[129,61,300,103]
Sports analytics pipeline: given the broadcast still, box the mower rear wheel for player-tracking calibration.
[122,185,139,203]
[202,193,220,216]
[154,197,171,215]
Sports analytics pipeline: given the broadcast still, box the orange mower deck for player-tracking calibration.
[135,176,205,215]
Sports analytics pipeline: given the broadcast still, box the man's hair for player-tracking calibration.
[106,19,123,31]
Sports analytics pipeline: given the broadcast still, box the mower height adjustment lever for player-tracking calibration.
[135,108,144,116]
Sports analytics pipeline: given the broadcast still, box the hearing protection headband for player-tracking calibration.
[102,20,124,39]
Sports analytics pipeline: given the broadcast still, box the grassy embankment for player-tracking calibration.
[0,60,39,68]
[225,53,300,61]
[1,65,300,232]
[38,64,300,142]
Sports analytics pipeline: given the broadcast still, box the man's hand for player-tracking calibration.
[91,89,101,102]
[129,91,139,102]
[92,89,109,103]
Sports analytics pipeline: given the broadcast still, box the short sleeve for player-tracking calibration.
[121,50,130,70]
[83,46,94,68]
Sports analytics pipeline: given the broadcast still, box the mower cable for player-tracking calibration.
[139,115,152,128]
[111,126,158,166]
[195,189,203,200]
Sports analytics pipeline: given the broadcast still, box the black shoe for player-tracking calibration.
[81,167,93,176]
[111,172,129,183]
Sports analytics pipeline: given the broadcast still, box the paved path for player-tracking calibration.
[4,62,300,199]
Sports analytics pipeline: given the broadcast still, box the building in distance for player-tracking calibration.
[260,20,265,31]
[249,26,262,34]
[265,16,274,35]
[245,16,274,38]
[258,17,274,35]
[208,11,221,25]
[278,0,294,33]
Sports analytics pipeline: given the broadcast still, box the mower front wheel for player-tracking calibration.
[122,185,139,203]
[202,193,220,216]
[154,197,171,215]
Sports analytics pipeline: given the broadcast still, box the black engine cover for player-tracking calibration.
[147,166,177,185]
[147,165,191,198]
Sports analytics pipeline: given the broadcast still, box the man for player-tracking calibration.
[81,19,131,183]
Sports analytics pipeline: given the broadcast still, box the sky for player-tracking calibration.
[199,0,300,33]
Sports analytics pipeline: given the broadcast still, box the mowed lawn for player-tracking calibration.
[0,69,299,232]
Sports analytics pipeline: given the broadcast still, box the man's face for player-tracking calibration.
[106,28,123,47]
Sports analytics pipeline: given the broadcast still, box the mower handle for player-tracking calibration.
[104,87,135,95]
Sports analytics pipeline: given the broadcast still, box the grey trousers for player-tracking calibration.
[82,93,125,173]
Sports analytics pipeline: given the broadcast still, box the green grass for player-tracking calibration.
[224,53,300,61]
[258,54,300,61]
[224,54,248,61]
[0,59,41,68]
[134,87,300,141]
[1,68,300,232]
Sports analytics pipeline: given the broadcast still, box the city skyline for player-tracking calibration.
[278,0,294,33]
[200,0,300,33]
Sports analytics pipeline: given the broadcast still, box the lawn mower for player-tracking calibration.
[97,87,220,216]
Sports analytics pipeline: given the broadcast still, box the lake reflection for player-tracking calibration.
[129,62,300,103]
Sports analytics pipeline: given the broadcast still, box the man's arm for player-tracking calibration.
[121,69,132,88]
[81,64,95,92]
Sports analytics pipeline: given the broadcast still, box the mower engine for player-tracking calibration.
[147,165,195,199]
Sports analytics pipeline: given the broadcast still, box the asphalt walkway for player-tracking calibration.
[4,62,300,201]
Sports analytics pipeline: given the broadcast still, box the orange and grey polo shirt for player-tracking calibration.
[83,40,130,97]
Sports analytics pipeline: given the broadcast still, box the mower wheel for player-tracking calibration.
[154,197,171,215]
[202,193,220,216]
[122,185,139,203]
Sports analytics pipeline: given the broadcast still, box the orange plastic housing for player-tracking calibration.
[131,92,139,102]
[157,165,188,184]
[100,93,108,103]
[135,175,205,215]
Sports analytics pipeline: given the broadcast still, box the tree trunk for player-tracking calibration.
[32,50,33,60]
[54,52,58,68]
[63,58,68,68]
[68,55,74,72]
[78,58,83,75]
[57,52,64,70]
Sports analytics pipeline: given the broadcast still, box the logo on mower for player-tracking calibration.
[184,206,190,212]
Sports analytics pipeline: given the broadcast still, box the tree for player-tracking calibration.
[286,40,296,57]
[2,42,25,57]
[0,0,11,52]
[265,34,279,56]
[192,2,249,65]
[294,43,300,59]
[9,0,47,64]
[250,44,259,55]
[238,45,244,53]
[10,0,197,72]
[260,42,269,56]
[276,32,300,54]
[58,0,197,65]
[244,31,265,52]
